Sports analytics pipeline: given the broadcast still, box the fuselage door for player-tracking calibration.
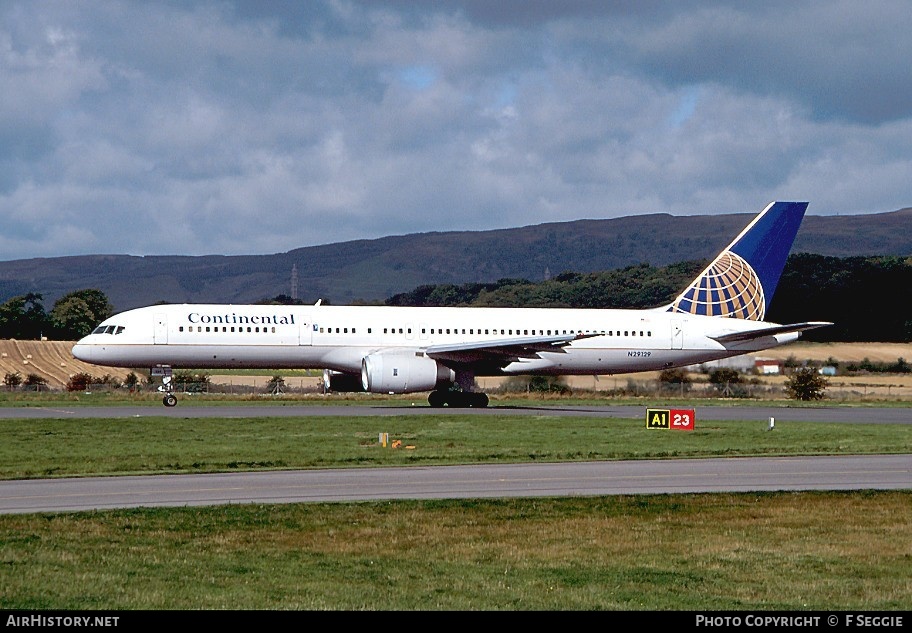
[671,319,684,350]
[154,313,168,344]
[299,314,312,346]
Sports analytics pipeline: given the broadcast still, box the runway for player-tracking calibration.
[0,455,909,515]
[0,403,908,514]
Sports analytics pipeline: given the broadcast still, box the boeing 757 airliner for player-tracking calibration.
[72,201,831,407]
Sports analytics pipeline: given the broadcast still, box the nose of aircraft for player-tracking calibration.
[71,341,92,362]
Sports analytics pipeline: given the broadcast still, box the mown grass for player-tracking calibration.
[2,387,911,409]
[1,492,909,610]
[0,414,909,479]
[0,404,909,611]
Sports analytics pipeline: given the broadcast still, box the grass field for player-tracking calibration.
[2,491,908,611]
[0,409,909,611]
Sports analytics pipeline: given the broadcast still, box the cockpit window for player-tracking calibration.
[92,325,125,335]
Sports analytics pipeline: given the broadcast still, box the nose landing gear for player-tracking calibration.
[153,366,177,407]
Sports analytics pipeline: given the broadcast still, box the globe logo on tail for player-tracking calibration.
[668,251,766,320]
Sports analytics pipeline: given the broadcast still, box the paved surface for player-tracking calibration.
[0,454,909,514]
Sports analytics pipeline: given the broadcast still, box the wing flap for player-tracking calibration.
[425,333,595,365]
[709,321,833,344]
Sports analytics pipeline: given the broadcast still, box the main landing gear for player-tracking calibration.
[427,370,489,407]
[427,389,489,408]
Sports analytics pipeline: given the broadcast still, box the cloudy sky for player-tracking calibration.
[2,1,911,261]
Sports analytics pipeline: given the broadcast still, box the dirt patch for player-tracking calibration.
[764,341,912,363]
[0,340,135,389]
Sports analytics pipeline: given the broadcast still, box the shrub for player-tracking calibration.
[501,375,570,394]
[659,368,692,393]
[24,373,48,387]
[785,367,829,401]
[173,370,210,393]
[3,371,22,388]
[708,367,748,396]
[266,375,286,394]
[67,372,96,392]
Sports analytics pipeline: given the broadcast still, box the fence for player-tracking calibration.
[13,375,912,402]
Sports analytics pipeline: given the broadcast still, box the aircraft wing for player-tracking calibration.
[425,333,596,365]
[709,321,833,345]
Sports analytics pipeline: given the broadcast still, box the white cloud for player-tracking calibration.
[0,0,909,261]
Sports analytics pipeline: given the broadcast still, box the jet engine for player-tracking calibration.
[360,352,454,394]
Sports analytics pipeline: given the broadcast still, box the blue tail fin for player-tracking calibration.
[667,201,808,321]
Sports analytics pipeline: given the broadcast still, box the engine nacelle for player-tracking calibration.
[360,352,453,394]
[322,369,365,393]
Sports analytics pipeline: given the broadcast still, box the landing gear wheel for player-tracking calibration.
[163,394,177,407]
[428,390,446,408]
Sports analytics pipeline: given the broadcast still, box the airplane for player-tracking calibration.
[72,200,832,407]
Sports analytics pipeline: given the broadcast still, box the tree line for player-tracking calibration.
[0,289,112,340]
[386,254,912,342]
[2,254,909,342]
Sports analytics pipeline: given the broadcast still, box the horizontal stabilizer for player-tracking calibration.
[709,321,833,344]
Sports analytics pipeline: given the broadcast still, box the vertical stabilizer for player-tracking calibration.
[667,201,808,320]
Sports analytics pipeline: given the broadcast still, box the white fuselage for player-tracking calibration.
[72,303,798,377]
